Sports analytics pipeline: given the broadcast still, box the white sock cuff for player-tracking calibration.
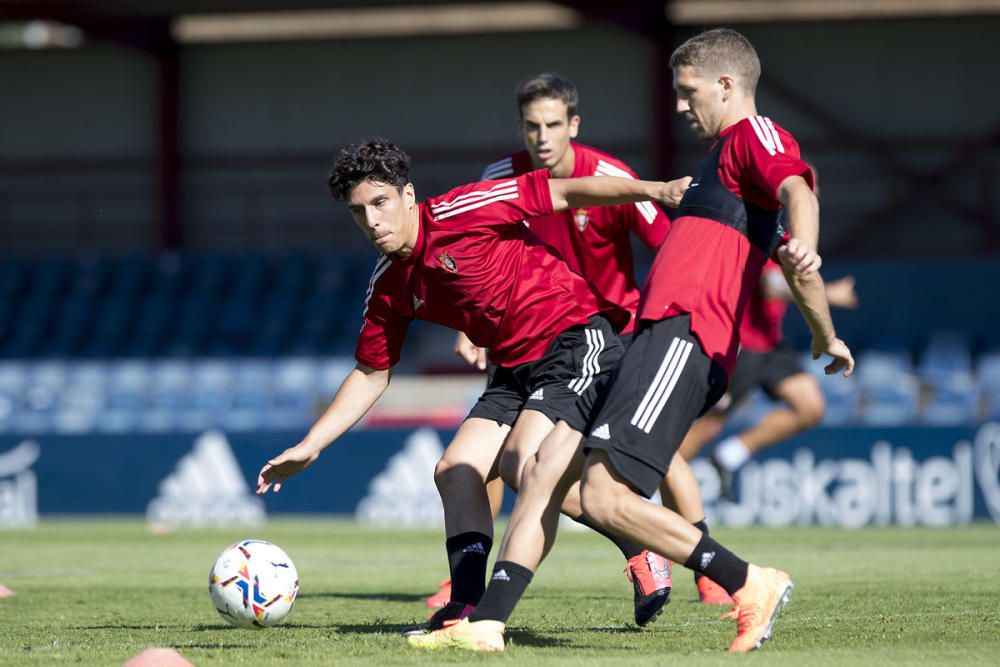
[714,436,750,470]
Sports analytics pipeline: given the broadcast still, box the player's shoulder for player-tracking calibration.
[575,143,639,179]
[482,149,531,179]
[729,115,801,156]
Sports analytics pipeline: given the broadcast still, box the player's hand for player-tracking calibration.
[826,276,859,309]
[454,331,487,371]
[812,337,854,377]
[659,176,692,208]
[256,443,321,494]
[778,238,822,275]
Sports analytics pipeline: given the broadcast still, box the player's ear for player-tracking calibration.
[719,75,736,101]
[402,182,416,207]
[569,114,581,139]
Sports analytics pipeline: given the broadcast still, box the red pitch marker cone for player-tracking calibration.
[123,647,194,666]
[0,582,14,597]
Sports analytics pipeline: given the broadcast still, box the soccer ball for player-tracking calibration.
[208,539,299,628]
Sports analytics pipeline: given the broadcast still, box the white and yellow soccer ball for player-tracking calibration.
[208,539,299,628]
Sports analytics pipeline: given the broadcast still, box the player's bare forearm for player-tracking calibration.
[779,259,835,347]
[257,365,391,494]
[300,364,391,453]
[549,175,690,211]
[777,175,819,253]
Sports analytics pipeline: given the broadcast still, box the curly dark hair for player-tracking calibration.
[327,139,411,200]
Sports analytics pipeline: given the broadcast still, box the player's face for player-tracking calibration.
[673,65,724,139]
[346,180,416,255]
[519,98,580,174]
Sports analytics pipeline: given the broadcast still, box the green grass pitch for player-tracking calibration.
[1,519,998,665]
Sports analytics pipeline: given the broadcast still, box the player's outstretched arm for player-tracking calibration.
[256,363,391,494]
[549,175,691,212]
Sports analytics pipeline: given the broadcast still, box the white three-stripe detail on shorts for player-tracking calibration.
[630,337,693,433]
[568,328,605,395]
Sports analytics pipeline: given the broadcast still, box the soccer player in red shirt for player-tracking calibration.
[437,73,678,624]
[674,263,858,500]
[411,28,854,654]
[254,139,689,633]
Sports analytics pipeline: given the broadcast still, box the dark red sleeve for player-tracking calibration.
[353,265,411,370]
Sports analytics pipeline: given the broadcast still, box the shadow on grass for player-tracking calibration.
[505,629,572,649]
[297,591,426,603]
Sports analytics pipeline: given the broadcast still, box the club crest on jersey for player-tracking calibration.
[574,208,590,232]
[438,252,458,273]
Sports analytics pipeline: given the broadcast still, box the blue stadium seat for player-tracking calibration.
[919,330,973,385]
[922,375,979,425]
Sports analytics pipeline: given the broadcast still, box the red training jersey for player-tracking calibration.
[639,116,813,374]
[738,261,789,353]
[355,170,629,370]
[482,143,670,333]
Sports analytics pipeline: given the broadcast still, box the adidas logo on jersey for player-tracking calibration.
[412,295,424,310]
[146,429,265,529]
[700,551,716,569]
[492,569,511,582]
[591,424,611,440]
[463,542,487,555]
[528,388,544,401]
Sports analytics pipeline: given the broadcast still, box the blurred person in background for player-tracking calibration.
[671,263,858,504]
[253,139,691,637]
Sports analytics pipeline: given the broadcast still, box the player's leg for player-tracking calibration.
[740,372,824,454]
[712,345,823,490]
[581,452,791,652]
[658,453,733,604]
[424,427,509,610]
[676,411,727,460]
[404,417,506,634]
[409,418,586,652]
[581,316,792,652]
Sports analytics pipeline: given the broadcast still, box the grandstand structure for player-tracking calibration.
[0,1,998,438]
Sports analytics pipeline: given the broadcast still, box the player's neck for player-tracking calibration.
[717,101,758,136]
[546,144,576,179]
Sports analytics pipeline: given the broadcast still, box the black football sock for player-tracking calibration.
[691,519,710,582]
[446,532,492,605]
[468,561,533,624]
[573,515,645,559]
[683,534,749,596]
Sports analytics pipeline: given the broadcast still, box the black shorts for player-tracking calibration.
[585,314,728,497]
[724,339,805,407]
[467,315,624,432]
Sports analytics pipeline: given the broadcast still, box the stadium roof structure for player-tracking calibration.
[2,0,998,251]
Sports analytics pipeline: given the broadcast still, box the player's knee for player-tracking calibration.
[498,449,525,491]
[433,455,475,497]
[795,386,826,427]
[579,474,621,529]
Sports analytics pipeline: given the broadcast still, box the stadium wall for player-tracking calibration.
[2,424,999,528]
[0,17,996,254]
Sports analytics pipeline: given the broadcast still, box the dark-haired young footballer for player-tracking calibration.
[254,139,690,633]
[410,28,854,654]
